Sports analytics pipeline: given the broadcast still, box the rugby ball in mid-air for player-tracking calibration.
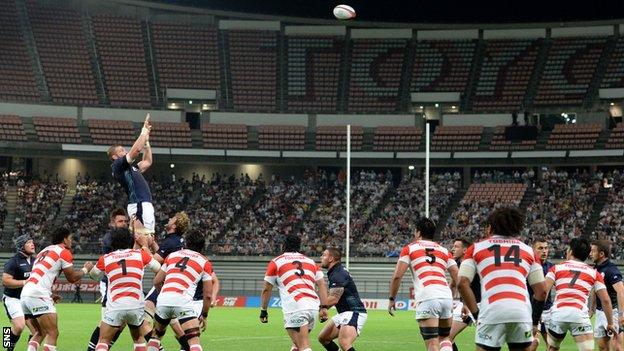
[333,4,356,20]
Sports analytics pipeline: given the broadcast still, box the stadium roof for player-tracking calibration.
[147,0,624,24]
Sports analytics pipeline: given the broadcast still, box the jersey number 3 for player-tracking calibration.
[292,261,305,277]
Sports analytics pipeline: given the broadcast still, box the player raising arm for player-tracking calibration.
[545,238,616,351]
[88,228,161,351]
[458,207,547,351]
[260,234,329,351]
[389,218,459,351]
[20,227,93,351]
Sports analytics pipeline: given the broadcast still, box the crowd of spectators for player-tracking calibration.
[357,171,461,257]
[473,169,535,184]
[14,179,67,246]
[594,170,624,259]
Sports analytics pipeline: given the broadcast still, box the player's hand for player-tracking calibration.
[135,233,148,248]
[388,299,396,316]
[461,305,470,318]
[319,308,328,323]
[198,316,206,331]
[83,261,94,272]
[259,309,268,323]
[144,113,151,129]
[52,293,62,304]
[607,324,618,338]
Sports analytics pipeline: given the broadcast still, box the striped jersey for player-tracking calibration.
[95,249,156,310]
[264,252,323,314]
[399,240,456,302]
[461,236,542,324]
[158,249,213,306]
[546,260,605,322]
[21,244,73,298]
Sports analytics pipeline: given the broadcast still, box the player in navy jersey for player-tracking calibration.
[108,113,154,236]
[144,212,188,350]
[528,240,554,351]
[2,235,37,351]
[590,240,624,351]
[318,248,367,351]
[448,238,480,351]
[86,208,130,351]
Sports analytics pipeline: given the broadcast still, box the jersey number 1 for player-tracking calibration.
[488,244,522,266]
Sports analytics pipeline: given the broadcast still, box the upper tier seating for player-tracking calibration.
[87,119,135,146]
[431,125,483,151]
[202,124,247,149]
[601,37,624,89]
[489,125,537,151]
[546,123,601,150]
[149,121,192,148]
[33,117,81,143]
[373,126,422,151]
[315,125,363,151]
[0,115,27,142]
[606,123,624,149]
[258,125,305,150]
[411,39,476,94]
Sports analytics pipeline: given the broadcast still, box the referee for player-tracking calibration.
[318,248,367,351]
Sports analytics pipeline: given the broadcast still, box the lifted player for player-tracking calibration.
[2,235,38,351]
[389,218,459,351]
[20,227,93,351]
[260,234,329,351]
[318,248,367,351]
[108,113,153,235]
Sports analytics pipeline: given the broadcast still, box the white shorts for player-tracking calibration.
[21,296,56,317]
[127,202,155,232]
[415,298,453,320]
[155,304,197,321]
[548,318,593,337]
[191,300,203,317]
[3,296,24,319]
[452,300,474,324]
[102,308,144,328]
[331,311,367,335]
[475,322,533,348]
[283,309,317,330]
[594,309,620,338]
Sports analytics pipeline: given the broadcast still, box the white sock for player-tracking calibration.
[43,344,58,351]
[27,340,39,351]
[441,340,453,351]
[147,339,161,351]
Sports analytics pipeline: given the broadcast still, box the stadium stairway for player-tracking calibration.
[2,186,17,242]
[142,21,160,107]
[584,36,617,108]
[54,187,75,227]
[21,117,38,143]
[536,130,551,150]
[583,185,609,238]
[519,185,535,209]
[15,0,51,102]
[595,129,611,149]
[480,127,495,151]
[338,32,352,113]
[523,38,551,111]
[78,124,92,144]
[462,38,486,112]
[435,188,465,237]
[398,35,416,112]
[81,14,108,106]
[218,31,232,110]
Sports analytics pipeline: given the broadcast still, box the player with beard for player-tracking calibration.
[528,240,554,351]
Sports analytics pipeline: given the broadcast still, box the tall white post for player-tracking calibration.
[346,124,351,269]
[425,122,430,218]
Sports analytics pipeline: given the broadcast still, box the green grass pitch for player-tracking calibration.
[1,304,580,350]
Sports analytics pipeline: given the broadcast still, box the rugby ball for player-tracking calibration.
[333,4,356,20]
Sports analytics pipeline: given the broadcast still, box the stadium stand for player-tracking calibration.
[601,37,624,88]
[431,125,483,151]
[411,40,476,94]
[0,115,27,142]
[202,123,248,149]
[357,171,461,256]
[151,22,220,91]
[489,126,537,151]
[472,39,541,112]
[149,121,192,148]
[534,36,606,106]
[33,116,81,143]
[0,0,39,102]
[285,35,344,112]
[546,123,601,150]
[348,39,407,112]
[92,15,152,108]
[87,119,135,146]
[315,125,363,151]
[27,4,99,106]
[258,125,306,150]
[228,30,278,112]
[606,122,624,149]
[14,179,67,246]
[373,126,422,151]
[594,170,624,259]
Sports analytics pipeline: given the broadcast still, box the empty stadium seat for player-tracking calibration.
[315,125,363,151]
[202,124,247,149]
[606,122,624,149]
[258,125,305,150]
[431,125,483,151]
[489,126,537,151]
[463,182,527,203]
[546,123,601,150]
[601,38,624,89]
[373,126,422,151]
[87,119,135,146]
[285,36,343,112]
[33,116,81,143]
[348,39,407,113]
[412,39,476,95]
[0,115,27,142]
[149,121,192,148]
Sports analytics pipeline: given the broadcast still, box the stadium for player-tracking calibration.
[0,0,624,350]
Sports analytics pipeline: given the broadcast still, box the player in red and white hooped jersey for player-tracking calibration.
[20,227,93,351]
[458,207,548,351]
[88,228,161,351]
[544,238,616,351]
[260,234,329,351]
[389,218,459,351]
[147,229,214,351]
